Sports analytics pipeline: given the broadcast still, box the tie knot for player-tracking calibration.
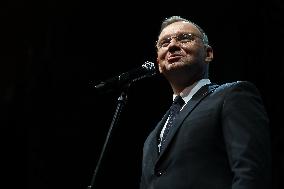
[169,95,185,113]
[173,95,185,106]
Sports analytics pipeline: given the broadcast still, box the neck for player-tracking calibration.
[169,74,207,94]
[163,68,208,94]
[170,79,199,94]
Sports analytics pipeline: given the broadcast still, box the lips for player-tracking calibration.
[167,54,183,63]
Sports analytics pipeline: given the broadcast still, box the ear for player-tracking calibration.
[204,45,213,63]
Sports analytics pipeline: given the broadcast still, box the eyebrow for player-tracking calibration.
[158,32,202,41]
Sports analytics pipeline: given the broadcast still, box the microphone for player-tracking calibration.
[93,61,157,91]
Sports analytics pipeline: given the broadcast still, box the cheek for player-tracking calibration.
[157,50,166,60]
[156,55,166,73]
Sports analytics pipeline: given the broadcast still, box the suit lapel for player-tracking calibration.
[156,84,219,160]
[143,109,171,167]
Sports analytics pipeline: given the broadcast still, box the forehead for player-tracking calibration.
[159,21,201,39]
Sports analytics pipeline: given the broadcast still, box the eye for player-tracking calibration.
[158,37,171,48]
[177,33,194,43]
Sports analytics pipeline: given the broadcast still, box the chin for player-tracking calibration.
[166,61,186,70]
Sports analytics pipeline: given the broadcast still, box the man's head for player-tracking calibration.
[156,16,213,92]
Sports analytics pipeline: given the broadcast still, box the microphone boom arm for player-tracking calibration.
[93,61,156,92]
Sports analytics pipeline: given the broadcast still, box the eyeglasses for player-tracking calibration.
[156,33,204,49]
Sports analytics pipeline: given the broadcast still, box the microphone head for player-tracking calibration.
[129,61,157,83]
[141,61,157,77]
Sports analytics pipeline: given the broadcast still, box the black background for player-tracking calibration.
[1,1,283,189]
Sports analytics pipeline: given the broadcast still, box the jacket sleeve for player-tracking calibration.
[222,81,271,189]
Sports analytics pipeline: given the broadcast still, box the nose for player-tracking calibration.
[168,38,181,52]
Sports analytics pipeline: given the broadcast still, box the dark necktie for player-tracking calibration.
[159,95,185,152]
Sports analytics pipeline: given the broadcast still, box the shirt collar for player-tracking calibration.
[173,79,211,104]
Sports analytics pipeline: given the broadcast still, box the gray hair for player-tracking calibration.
[159,16,209,45]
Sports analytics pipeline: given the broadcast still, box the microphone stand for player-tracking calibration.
[87,84,130,189]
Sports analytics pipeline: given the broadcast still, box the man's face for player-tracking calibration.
[156,21,212,80]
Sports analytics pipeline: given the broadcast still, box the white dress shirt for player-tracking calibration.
[158,79,211,152]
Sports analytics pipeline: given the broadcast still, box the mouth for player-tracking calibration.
[167,55,183,63]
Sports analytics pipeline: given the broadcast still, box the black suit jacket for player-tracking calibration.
[140,81,271,189]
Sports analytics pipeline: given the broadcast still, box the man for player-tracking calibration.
[140,16,271,189]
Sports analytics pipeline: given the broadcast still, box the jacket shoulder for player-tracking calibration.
[215,81,259,92]
[211,81,263,100]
